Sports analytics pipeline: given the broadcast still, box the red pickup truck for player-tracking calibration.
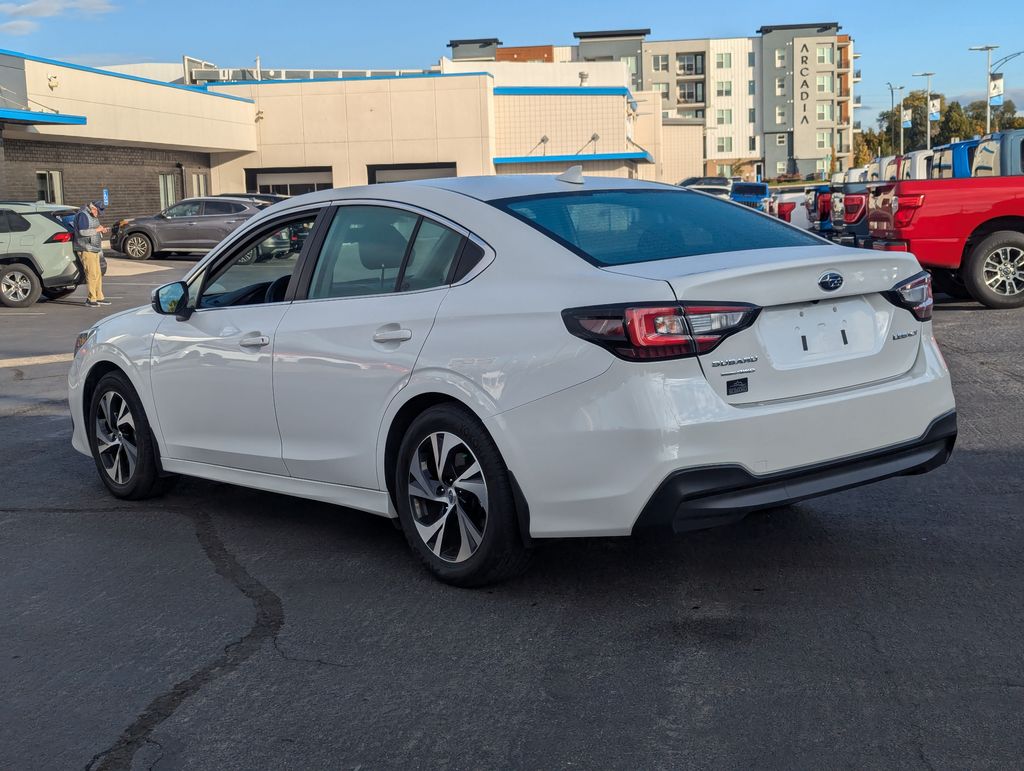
[866,176,1024,308]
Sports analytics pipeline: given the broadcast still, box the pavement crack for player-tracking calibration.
[271,637,351,668]
[84,510,284,771]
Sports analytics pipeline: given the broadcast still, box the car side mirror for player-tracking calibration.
[152,281,192,320]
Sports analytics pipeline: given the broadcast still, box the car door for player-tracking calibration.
[0,210,14,256]
[273,203,468,489]
[149,208,325,474]
[197,200,248,248]
[156,200,204,249]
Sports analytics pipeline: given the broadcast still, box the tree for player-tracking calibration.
[853,132,874,166]
[965,99,1022,133]
[935,101,974,145]
[877,89,942,152]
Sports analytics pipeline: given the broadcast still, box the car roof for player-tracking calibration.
[0,201,76,212]
[406,174,676,202]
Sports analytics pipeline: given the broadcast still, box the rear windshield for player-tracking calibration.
[731,183,768,196]
[492,189,820,267]
[972,139,999,177]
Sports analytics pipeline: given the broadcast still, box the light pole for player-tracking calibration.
[969,45,999,134]
[913,71,935,150]
[886,81,898,153]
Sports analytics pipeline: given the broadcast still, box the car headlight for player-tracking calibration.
[74,328,96,357]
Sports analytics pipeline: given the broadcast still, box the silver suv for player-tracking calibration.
[111,197,268,260]
[0,202,84,308]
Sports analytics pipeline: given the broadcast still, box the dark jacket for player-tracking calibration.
[73,207,103,253]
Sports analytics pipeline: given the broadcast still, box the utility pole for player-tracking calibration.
[969,45,998,134]
[895,85,905,155]
[886,82,897,153]
[913,72,935,150]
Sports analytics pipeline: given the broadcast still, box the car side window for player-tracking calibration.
[204,200,244,216]
[0,210,11,234]
[197,212,319,309]
[6,211,30,232]
[308,205,418,300]
[399,218,464,292]
[165,201,201,218]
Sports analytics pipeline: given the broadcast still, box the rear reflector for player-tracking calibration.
[843,194,866,224]
[563,302,761,361]
[882,271,933,321]
[46,231,73,243]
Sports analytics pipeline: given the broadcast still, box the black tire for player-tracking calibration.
[930,268,973,300]
[122,232,153,260]
[0,263,42,308]
[237,247,259,265]
[87,370,177,500]
[395,404,530,587]
[962,230,1024,309]
[41,287,77,301]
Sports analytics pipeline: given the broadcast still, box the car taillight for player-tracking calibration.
[843,194,866,224]
[817,193,831,220]
[562,302,761,361]
[892,194,925,228]
[778,202,796,222]
[882,271,933,321]
[46,231,73,243]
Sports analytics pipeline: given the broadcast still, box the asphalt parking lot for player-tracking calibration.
[2,258,1023,769]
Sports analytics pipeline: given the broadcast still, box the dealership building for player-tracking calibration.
[0,21,857,219]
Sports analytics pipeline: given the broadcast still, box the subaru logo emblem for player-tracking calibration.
[818,271,844,292]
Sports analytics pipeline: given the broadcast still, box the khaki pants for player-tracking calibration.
[79,250,104,302]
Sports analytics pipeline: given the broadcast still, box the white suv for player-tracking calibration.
[69,174,957,585]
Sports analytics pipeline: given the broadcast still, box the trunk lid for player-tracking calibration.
[603,245,925,404]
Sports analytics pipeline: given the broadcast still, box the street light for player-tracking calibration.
[888,82,905,155]
[913,72,935,150]
[969,45,999,134]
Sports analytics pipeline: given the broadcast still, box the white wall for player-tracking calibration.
[705,37,760,162]
[439,57,629,88]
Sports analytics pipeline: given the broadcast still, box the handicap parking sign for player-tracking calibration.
[102,188,109,207]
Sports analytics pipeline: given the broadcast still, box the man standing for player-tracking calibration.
[74,200,110,307]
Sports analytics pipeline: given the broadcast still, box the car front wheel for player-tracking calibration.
[123,233,153,260]
[87,371,176,499]
[395,404,530,587]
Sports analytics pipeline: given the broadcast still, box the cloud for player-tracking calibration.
[0,0,113,29]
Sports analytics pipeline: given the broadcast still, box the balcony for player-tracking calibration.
[675,66,704,77]
[853,95,862,107]
[837,58,851,71]
[837,37,851,47]
[837,87,850,99]
[853,120,862,131]
[853,69,862,82]
[677,96,705,106]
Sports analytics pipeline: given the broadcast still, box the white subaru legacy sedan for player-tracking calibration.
[69,173,956,585]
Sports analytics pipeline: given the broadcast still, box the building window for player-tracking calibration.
[749,136,757,151]
[676,53,704,75]
[816,45,834,65]
[775,77,786,96]
[716,136,733,153]
[35,170,63,205]
[775,48,786,68]
[678,108,705,119]
[815,159,829,173]
[775,105,786,124]
[715,52,732,69]
[191,173,208,197]
[678,81,704,103]
[652,54,669,72]
[715,80,732,97]
[748,79,756,95]
[654,82,669,100]
[816,130,833,149]
[716,108,733,125]
[748,107,756,123]
[776,161,787,174]
[620,55,638,87]
[816,73,834,94]
[717,163,733,176]
[816,101,835,121]
[748,51,755,67]
[776,133,787,146]
[158,173,178,210]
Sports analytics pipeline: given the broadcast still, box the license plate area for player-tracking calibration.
[759,297,879,367]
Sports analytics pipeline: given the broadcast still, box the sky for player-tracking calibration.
[1,0,1023,127]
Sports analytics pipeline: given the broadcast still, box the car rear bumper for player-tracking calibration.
[632,410,956,534]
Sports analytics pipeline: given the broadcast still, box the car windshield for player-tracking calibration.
[493,188,819,267]
[731,183,768,196]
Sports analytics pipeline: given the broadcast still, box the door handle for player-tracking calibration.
[373,328,412,343]
[240,335,271,348]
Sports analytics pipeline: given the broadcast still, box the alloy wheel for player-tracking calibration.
[407,431,489,563]
[983,246,1024,296]
[95,390,138,485]
[125,235,149,259]
[1,271,31,302]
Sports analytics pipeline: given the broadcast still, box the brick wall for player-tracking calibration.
[0,138,212,222]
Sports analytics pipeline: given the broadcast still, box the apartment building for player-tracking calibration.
[758,23,857,178]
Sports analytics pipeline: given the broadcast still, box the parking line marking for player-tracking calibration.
[0,312,46,317]
[0,353,73,368]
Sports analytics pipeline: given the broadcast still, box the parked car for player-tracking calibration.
[770,189,811,230]
[69,173,956,585]
[867,173,1024,307]
[681,176,732,196]
[970,129,1024,177]
[898,150,933,180]
[110,197,266,260]
[215,193,289,205]
[805,183,833,236]
[930,139,980,179]
[0,201,90,307]
[867,155,898,182]
[729,181,770,211]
